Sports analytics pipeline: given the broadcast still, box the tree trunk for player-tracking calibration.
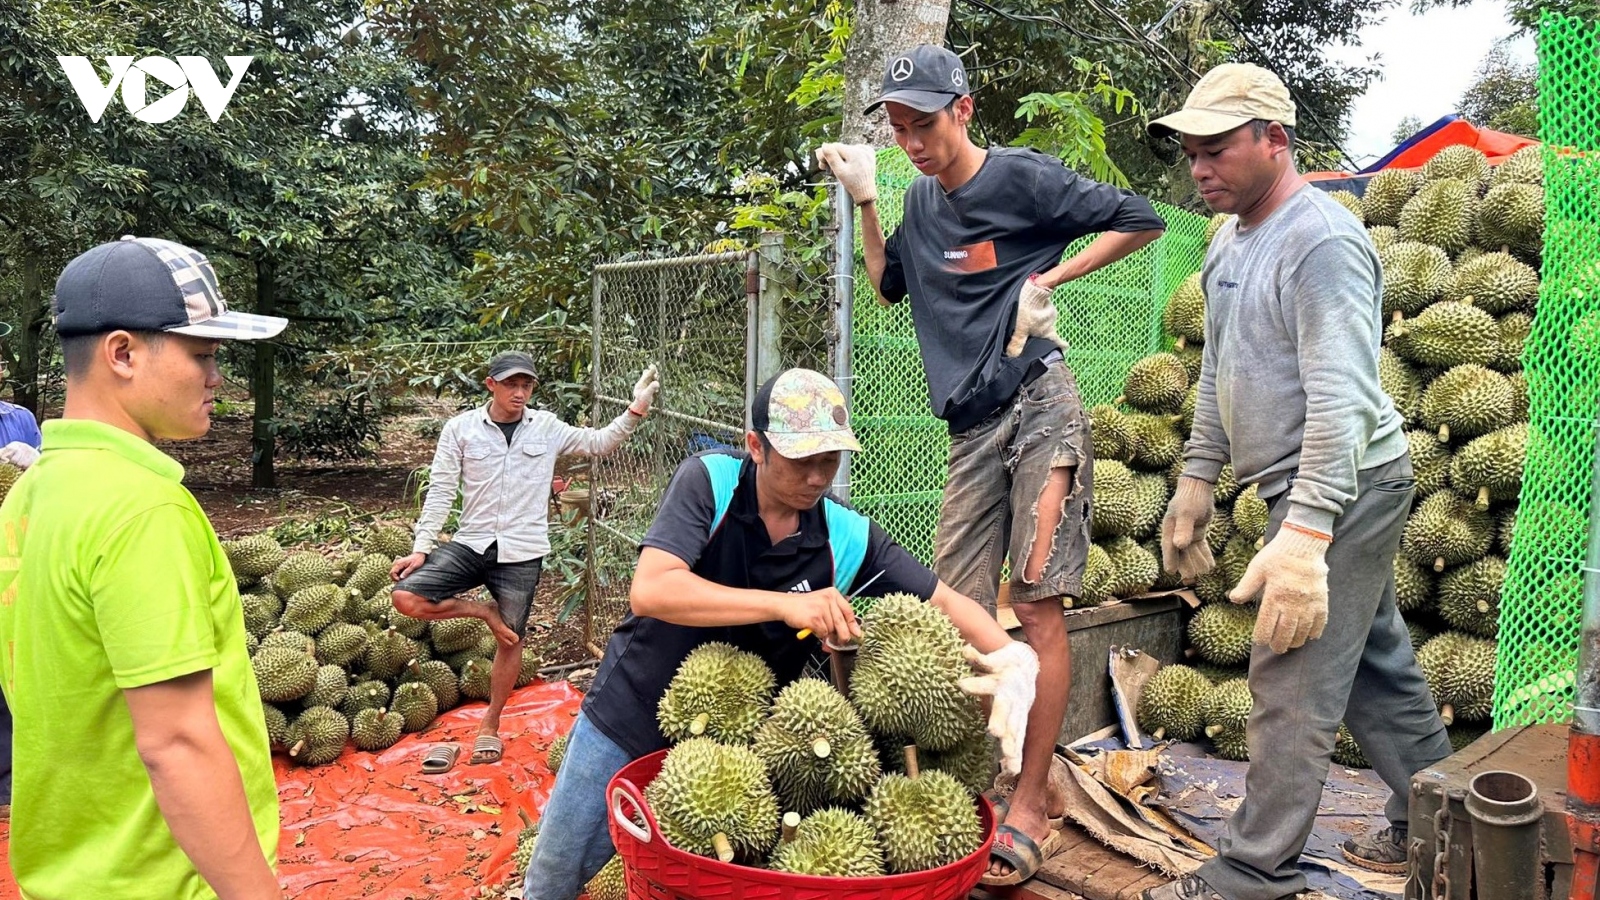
[14,251,45,415]
[251,254,277,489]
[841,0,951,146]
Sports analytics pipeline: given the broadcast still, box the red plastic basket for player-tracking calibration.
[606,749,997,900]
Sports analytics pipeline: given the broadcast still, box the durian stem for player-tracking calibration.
[1183,647,1198,660]
[903,745,921,779]
[780,811,801,844]
[1440,703,1456,726]
[407,659,423,676]
[1175,336,1187,351]
[290,739,307,757]
[1114,394,1127,407]
[689,712,710,736]
[1477,600,1491,613]
[1153,727,1166,741]
[1434,556,1447,573]
[1437,425,1451,444]
[517,807,535,829]
[712,832,735,863]
[812,736,832,759]
[1475,486,1491,510]
[1205,724,1223,739]
[1254,537,1265,551]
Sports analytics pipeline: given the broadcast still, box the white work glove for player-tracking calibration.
[1004,275,1068,358]
[814,143,878,206]
[1229,526,1331,654]
[629,364,660,416]
[958,641,1038,777]
[0,441,40,469]
[1160,476,1216,582]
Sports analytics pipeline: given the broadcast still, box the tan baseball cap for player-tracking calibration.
[1148,63,1296,140]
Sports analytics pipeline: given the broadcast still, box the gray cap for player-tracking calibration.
[487,350,538,381]
[864,44,970,115]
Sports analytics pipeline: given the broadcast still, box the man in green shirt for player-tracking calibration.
[0,236,285,899]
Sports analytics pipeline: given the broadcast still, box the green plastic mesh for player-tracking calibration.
[848,149,1209,563]
[1492,11,1600,727]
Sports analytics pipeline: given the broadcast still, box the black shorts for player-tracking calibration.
[394,541,542,639]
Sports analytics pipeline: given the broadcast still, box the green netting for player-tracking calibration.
[848,149,1209,563]
[1492,11,1600,727]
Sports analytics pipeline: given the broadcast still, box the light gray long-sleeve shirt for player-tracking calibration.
[413,403,642,562]
[1182,185,1407,535]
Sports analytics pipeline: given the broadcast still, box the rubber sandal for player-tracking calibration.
[981,790,1011,825]
[979,822,1065,886]
[469,734,504,765]
[421,743,459,774]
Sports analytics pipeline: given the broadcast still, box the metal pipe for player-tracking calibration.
[594,250,749,273]
[1465,770,1543,900]
[831,182,856,503]
[595,395,739,435]
[1567,412,1600,900]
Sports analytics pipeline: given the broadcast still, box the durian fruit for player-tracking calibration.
[1206,505,1235,554]
[340,679,391,719]
[1162,273,1206,349]
[1496,507,1517,556]
[657,642,776,745]
[1493,311,1533,373]
[344,554,392,603]
[546,732,569,773]
[1508,371,1529,423]
[1424,145,1491,191]
[281,584,344,636]
[313,621,370,668]
[1212,464,1242,506]
[1219,534,1259,585]
[1174,345,1204,383]
[1385,300,1499,368]
[645,736,779,862]
[430,617,492,655]
[274,551,336,598]
[1205,213,1234,245]
[1478,182,1544,258]
[753,679,881,813]
[770,807,886,877]
[459,657,494,700]
[385,605,429,642]
[1080,543,1117,607]
[1399,178,1479,254]
[1188,603,1256,666]
[1417,632,1497,723]
[1090,460,1140,538]
[1192,664,1244,685]
[1328,189,1365,223]
[852,596,985,752]
[364,627,422,681]
[305,664,351,709]
[240,593,279,640]
[1379,348,1424,424]
[260,629,314,653]
[253,645,319,702]
[1201,679,1252,761]
[329,550,362,587]
[1401,492,1495,572]
[403,659,460,710]
[509,815,538,879]
[1368,224,1400,252]
[1333,724,1370,769]
[1437,555,1506,638]
[1394,554,1435,614]
[244,633,260,657]
[919,724,997,794]
[1407,621,1434,653]
[351,707,404,752]
[1409,429,1453,498]
[1128,413,1186,471]
[1362,169,1423,227]
[1122,353,1190,413]
[364,524,414,559]
[515,645,542,689]
[1193,568,1235,605]
[223,534,288,579]
[1449,423,1527,510]
[262,703,291,750]
[1419,365,1517,443]
[864,746,983,874]
[582,855,626,900]
[1231,485,1269,545]
[1129,474,1171,541]
[1089,404,1136,464]
[1380,242,1455,320]
[1491,145,1542,187]
[288,706,350,766]
[392,680,439,732]
[1137,664,1212,741]
[1450,723,1490,752]
[1451,251,1539,314]
[1103,536,1159,597]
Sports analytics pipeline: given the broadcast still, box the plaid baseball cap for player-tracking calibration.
[864,44,971,114]
[52,236,286,340]
[487,350,538,381]
[752,368,862,459]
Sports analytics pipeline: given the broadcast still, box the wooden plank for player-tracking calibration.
[1032,821,1181,900]
[1115,872,1176,900]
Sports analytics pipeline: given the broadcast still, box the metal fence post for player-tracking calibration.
[745,250,760,432]
[755,232,786,389]
[586,269,604,653]
[832,184,856,502]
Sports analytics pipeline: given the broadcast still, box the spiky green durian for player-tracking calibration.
[1491,145,1542,187]
[864,748,983,874]
[1205,213,1234,245]
[646,736,780,861]
[1424,145,1491,191]
[1368,224,1400,252]
[392,680,439,732]
[1090,459,1140,538]
[1478,182,1544,257]
[364,626,421,681]
[1188,604,1256,667]
[305,664,350,710]
[262,703,291,749]
[1402,492,1495,572]
[1231,485,1269,545]
[1380,242,1455,319]
[753,678,880,813]
[1090,403,1136,464]
[770,807,886,877]
[1137,664,1212,741]
[287,706,350,766]
[1162,273,1206,348]
[1386,300,1499,368]
[1394,554,1434,614]
[1081,543,1117,607]
[314,621,370,668]
[1417,632,1497,723]
[1493,311,1532,373]
[1379,347,1424,424]
[1333,724,1370,769]
[658,642,776,745]
[1201,679,1252,761]
[1129,474,1171,542]
[252,645,318,703]
[1419,364,1518,443]
[584,856,627,900]
[1399,178,1478,255]
[339,679,390,719]
[1123,353,1191,413]
[401,658,460,711]
[363,524,414,559]
[1450,251,1539,314]
[1449,422,1527,510]
[281,583,343,636]
[1362,169,1423,227]
[1328,189,1365,223]
[1409,429,1453,498]
[1127,413,1185,471]
[1437,555,1506,638]
[1103,535,1159,597]
[851,595,985,752]
[546,732,569,773]
[223,534,287,579]
[429,617,492,655]
[351,707,404,752]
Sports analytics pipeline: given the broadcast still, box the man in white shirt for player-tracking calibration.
[392,351,659,764]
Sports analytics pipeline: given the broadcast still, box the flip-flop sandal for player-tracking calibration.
[469,734,504,765]
[421,743,460,774]
[981,790,1011,824]
[979,822,1065,886]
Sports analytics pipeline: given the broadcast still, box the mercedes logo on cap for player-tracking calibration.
[952,68,964,86]
[891,57,915,82]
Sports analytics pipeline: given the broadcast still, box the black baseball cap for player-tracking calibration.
[52,236,286,339]
[864,44,971,114]
[487,351,538,382]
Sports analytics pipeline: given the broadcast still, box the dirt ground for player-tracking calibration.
[157,396,597,668]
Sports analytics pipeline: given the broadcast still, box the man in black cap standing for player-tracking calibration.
[817,44,1167,884]
[392,353,659,767]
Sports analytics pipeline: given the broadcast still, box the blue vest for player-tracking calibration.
[699,454,868,592]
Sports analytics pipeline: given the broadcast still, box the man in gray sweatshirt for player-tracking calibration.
[1140,65,1451,900]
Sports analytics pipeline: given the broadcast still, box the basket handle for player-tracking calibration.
[610,776,653,844]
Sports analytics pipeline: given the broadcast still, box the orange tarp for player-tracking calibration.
[0,680,581,899]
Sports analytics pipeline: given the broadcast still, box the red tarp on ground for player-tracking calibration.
[0,680,581,900]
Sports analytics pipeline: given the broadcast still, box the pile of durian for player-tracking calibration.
[1130,143,1550,764]
[549,594,995,879]
[223,524,541,766]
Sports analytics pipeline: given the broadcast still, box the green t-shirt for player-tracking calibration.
[0,419,279,899]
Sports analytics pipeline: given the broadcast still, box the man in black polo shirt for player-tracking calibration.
[522,368,1039,900]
